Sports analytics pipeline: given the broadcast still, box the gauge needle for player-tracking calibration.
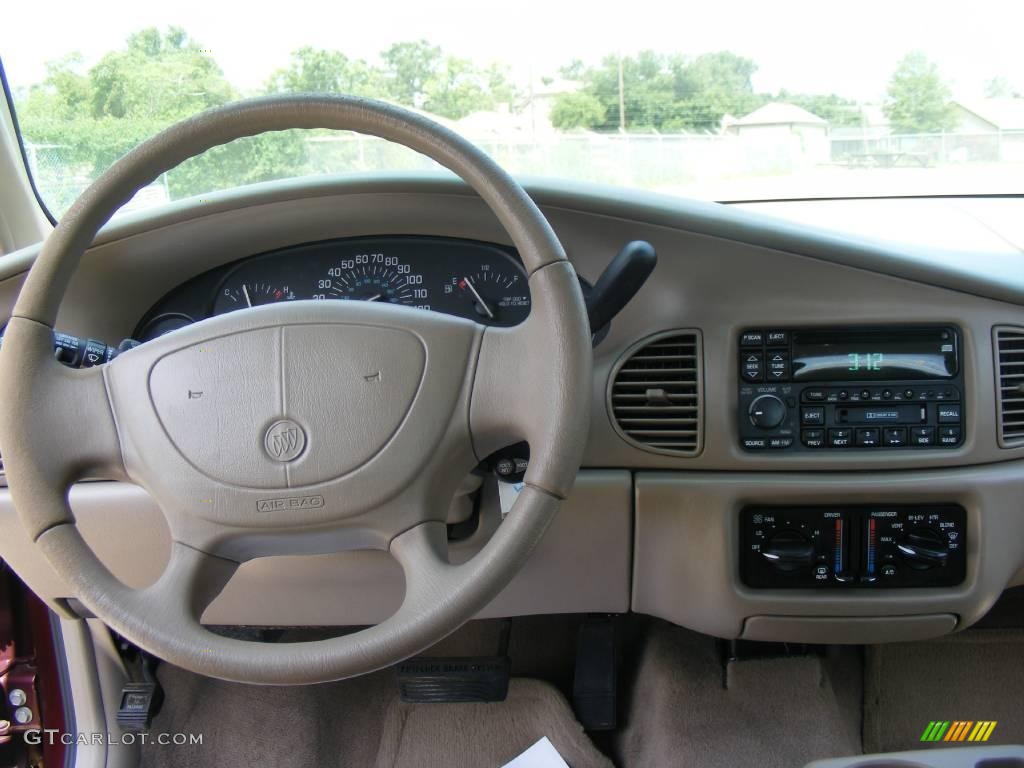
[463,276,494,319]
[366,294,382,302]
[242,284,252,308]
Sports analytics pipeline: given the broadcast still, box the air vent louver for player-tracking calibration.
[609,330,702,456]
[995,326,1024,447]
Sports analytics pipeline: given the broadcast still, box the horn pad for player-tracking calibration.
[148,323,425,488]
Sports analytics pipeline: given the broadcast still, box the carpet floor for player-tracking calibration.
[139,667,610,768]
[864,627,1024,753]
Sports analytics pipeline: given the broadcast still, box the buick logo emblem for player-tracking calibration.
[264,419,306,462]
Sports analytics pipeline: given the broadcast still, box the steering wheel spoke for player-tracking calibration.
[470,260,591,499]
[0,317,125,537]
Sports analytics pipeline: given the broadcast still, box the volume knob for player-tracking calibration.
[748,394,787,430]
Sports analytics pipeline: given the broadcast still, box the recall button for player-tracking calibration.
[937,404,961,423]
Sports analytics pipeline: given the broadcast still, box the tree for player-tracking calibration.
[381,40,441,107]
[15,27,307,212]
[267,47,382,96]
[548,50,763,133]
[550,92,606,130]
[883,51,957,134]
[984,76,1019,99]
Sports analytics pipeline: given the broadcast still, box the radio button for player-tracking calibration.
[883,427,907,447]
[856,428,881,447]
[768,437,793,449]
[766,351,789,380]
[882,389,893,399]
[829,428,853,447]
[911,427,936,446]
[801,428,825,448]
[741,353,764,382]
[838,390,850,401]
[860,389,872,400]
[765,330,788,346]
[903,389,914,400]
[801,406,825,426]
[740,331,764,347]
[742,438,767,450]
[804,389,826,402]
[937,404,961,423]
[939,426,962,445]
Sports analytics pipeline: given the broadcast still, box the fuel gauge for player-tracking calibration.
[444,269,530,325]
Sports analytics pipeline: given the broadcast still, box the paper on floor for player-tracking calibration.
[502,737,570,768]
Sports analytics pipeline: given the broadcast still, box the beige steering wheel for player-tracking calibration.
[0,96,591,684]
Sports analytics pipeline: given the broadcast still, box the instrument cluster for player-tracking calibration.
[136,236,532,340]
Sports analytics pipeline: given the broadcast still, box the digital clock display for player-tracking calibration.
[791,328,958,381]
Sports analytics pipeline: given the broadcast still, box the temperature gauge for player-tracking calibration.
[214,282,295,315]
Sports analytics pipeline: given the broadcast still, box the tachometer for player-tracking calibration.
[313,254,429,309]
[444,268,530,324]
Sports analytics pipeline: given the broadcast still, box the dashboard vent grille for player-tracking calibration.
[996,326,1024,447]
[608,330,702,456]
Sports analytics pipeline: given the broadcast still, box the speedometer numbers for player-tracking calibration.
[445,268,530,324]
[313,253,429,309]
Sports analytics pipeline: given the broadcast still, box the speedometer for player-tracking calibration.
[312,253,429,309]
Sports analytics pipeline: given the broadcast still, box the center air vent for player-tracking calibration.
[608,330,702,456]
[995,326,1024,447]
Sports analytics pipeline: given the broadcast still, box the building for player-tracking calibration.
[726,103,830,165]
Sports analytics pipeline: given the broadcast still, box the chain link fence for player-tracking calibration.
[23,128,1024,218]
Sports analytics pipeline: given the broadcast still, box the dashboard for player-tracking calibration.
[136,236,532,340]
[1,176,1023,646]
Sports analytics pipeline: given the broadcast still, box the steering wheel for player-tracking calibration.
[0,96,591,684]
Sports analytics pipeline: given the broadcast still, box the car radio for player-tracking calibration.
[738,326,964,451]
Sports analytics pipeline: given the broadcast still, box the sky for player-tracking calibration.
[3,0,1023,103]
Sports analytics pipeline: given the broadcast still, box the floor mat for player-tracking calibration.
[375,678,613,768]
[613,621,861,768]
[864,628,1024,753]
[140,666,609,768]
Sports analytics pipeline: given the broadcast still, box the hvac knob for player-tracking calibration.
[760,528,816,571]
[748,394,787,430]
[897,527,950,570]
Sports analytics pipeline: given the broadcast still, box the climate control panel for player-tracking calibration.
[740,505,967,588]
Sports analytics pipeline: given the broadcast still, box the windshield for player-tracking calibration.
[3,0,1023,218]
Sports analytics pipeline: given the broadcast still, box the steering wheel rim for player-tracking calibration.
[0,95,591,684]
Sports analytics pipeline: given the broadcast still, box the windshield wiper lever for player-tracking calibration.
[585,240,658,335]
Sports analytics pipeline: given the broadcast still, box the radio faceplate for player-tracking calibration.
[738,327,964,452]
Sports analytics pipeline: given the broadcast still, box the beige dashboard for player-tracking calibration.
[1,176,1023,643]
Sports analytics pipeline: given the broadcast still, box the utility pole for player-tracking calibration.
[618,55,626,132]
